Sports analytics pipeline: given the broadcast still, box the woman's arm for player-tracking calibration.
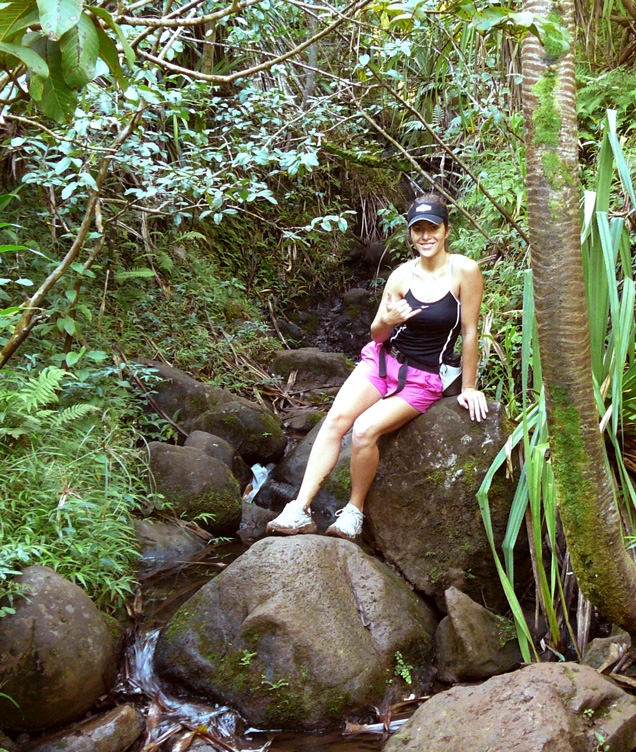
[457,257,488,422]
[370,264,418,343]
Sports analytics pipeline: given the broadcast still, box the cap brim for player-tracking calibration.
[408,214,444,228]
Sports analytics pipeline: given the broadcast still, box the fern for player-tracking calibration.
[18,367,65,413]
[49,403,98,428]
[114,268,156,282]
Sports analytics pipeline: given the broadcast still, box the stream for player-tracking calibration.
[117,531,399,752]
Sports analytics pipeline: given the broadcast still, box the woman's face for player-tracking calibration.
[409,220,450,260]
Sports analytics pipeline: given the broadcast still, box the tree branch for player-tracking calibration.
[137,0,369,83]
[351,100,495,243]
[0,106,146,369]
[372,75,530,245]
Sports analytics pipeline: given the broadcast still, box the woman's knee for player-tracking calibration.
[351,415,379,449]
[321,406,356,438]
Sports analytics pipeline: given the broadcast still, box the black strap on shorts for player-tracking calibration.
[379,342,439,396]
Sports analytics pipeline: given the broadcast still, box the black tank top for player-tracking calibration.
[389,259,461,367]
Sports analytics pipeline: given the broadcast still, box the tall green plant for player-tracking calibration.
[478,110,636,657]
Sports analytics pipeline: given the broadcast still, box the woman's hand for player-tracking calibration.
[384,291,419,326]
[457,388,488,422]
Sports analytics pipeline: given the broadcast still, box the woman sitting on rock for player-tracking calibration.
[267,192,489,541]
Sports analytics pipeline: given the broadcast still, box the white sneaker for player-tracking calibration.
[325,503,364,541]
[266,501,317,535]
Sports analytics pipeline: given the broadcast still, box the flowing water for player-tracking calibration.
[112,628,390,752]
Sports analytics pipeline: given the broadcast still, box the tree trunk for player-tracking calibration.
[521,0,636,630]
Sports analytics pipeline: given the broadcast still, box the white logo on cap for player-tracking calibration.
[416,204,432,212]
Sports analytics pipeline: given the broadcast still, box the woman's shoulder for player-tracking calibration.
[386,259,416,286]
[451,253,480,271]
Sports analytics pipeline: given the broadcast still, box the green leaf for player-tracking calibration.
[59,12,98,88]
[87,5,134,67]
[36,0,81,40]
[25,33,77,121]
[94,25,126,89]
[0,41,49,77]
[0,244,29,252]
[56,315,75,335]
[0,0,39,43]
[0,306,23,315]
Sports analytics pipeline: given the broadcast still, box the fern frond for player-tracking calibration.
[19,368,66,413]
[49,404,98,428]
[114,268,156,282]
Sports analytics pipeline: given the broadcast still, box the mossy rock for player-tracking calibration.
[155,536,437,731]
[365,399,525,612]
[148,443,242,533]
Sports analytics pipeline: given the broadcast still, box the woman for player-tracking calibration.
[267,193,488,541]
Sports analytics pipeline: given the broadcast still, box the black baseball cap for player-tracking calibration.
[406,202,448,228]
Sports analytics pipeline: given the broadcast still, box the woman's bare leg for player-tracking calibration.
[294,372,384,510]
[347,397,420,511]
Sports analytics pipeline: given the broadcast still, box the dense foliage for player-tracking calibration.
[1,0,635,637]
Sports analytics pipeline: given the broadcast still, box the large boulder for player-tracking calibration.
[253,420,352,531]
[0,566,118,732]
[148,442,242,533]
[154,535,437,731]
[435,587,521,682]
[382,662,636,752]
[140,361,286,465]
[365,398,522,611]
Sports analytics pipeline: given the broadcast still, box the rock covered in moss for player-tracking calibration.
[0,566,118,732]
[382,662,636,752]
[148,442,242,533]
[154,535,437,731]
[365,399,524,611]
[435,587,521,682]
[185,430,252,491]
[140,360,286,465]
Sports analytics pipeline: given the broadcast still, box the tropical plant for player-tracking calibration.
[0,360,167,610]
[478,109,636,659]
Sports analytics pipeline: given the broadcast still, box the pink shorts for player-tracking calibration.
[353,341,443,413]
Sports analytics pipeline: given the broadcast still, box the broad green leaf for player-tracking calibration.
[0,0,38,43]
[0,306,23,315]
[37,0,81,40]
[59,12,98,87]
[87,6,134,67]
[25,34,77,121]
[0,244,29,252]
[0,41,48,77]
[94,24,127,89]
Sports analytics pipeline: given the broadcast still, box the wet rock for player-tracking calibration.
[435,587,522,682]
[237,501,277,542]
[134,519,211,575]
[253,420,352,531]
[382,662,636,752]
[185,430,252,491]
[148,443,242,533]
[365,399,524,611]
[269,348,351,400]
[155,535,437,731]
[27,704,145,752]
[140,360,286,465]
[582,633,631,671]
[0,566,117,733]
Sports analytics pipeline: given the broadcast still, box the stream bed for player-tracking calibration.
[121,539,399,752]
